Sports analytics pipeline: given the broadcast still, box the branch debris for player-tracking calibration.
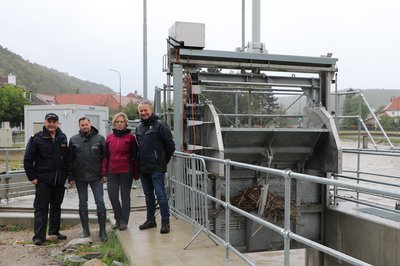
[221,186,297,223]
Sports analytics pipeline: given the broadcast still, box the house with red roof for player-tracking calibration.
[54,94,120,110]
[29,92,142,110]
[381,96,400,119]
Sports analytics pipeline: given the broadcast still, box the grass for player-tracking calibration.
[0,224,24,232]
[65,231,130,266]
[0,160,23,172]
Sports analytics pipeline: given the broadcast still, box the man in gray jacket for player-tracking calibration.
[68,117,107,242]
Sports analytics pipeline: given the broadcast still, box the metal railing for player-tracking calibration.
[168,151,400,266]
[332,146,400,212]
[0,148,29,202]
[334,89,400,213]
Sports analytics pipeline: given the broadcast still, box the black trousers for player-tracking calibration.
[33,182,65,241]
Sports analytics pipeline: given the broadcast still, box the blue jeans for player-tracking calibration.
[107,173,133,225]
[140,172,170,224]
[76,180,106,212]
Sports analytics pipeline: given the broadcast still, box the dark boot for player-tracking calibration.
[98,211,108,242]
[139,219,157,230]
[160,222,170,234]
[79,210,90,238]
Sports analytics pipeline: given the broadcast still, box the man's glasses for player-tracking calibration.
[115,120,125,124]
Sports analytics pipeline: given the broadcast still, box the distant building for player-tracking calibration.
[30,93,56,105]
[0,76,7,85]
[55,94,121,110]
[7,74,16,85]
[28,92,142,109]
[381,96,400,119]
[0,74,16,86]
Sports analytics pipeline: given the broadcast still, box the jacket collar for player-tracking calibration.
[79,126,99,138]
[112,128,131,137]
[141,114,160,126]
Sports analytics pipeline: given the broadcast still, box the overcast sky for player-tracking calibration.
[1,0,400,100]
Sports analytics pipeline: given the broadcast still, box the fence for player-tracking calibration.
[169,151,400,266]
[333,146,400,214]
[0,148,31,202]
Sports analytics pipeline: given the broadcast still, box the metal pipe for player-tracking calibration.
[224,160,231,260]
[143,0,148,99]
[108,68,122,111]
[241,0,245,51]
[252,0,261,44]
[199,79,313,88]
[360,94,394,148]
[283,170,291,266]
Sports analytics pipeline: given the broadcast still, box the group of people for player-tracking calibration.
[23,100,175,246]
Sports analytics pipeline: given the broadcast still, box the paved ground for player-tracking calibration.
[0,180,305,265]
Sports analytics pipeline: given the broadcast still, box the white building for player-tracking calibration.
[24,104,110,145]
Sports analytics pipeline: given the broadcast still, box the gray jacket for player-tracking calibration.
[68,126,105,182]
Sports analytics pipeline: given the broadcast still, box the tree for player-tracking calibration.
[122,101,139,120]
[341,89,369,128]
[379,115,395,129]
[0,84,30,126]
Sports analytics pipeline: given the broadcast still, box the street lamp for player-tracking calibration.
[108,68,122,111]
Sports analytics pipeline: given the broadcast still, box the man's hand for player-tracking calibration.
[31,179,38,186]
[101,176,107,183]
[68,180,75,187]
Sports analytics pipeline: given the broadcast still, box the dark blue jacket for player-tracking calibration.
[135,115,175,173]
[24,127,68,186]
[68,126,105,182]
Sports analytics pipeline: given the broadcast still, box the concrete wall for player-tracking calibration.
[318,207,400,265]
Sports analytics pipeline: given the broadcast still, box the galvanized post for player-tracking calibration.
[191,157,196,225]
[5,148,10,201]
[173,64,183,151]
[5,148,9,174]
[283,169,291,266]
[356,94,362,200]
[224,160,231,260]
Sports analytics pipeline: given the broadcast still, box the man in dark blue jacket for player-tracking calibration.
[24,113,68,245]
[68,117,107,242]
[136,100,175,234]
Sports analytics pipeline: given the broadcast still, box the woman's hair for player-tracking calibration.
[112,112,128,127]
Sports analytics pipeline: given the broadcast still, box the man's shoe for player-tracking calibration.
[119,224,128,231]
[139,220,157,230]
[160,223,170,234]
[56,233,67,240]
[33,238,44,245]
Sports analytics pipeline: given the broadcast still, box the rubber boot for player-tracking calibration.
[79,210,90,238]
[98,211,108,242]
[160,222,170,234]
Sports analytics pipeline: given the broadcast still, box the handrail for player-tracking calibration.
[169,151,380,266]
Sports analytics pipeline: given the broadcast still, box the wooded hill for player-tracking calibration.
[0,45,113,95]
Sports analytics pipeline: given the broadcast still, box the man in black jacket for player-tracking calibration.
[24,113,68,245]
[68,117,107,242]
[136,100,175,234]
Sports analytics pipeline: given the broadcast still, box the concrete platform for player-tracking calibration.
[0,182,305,265]
[117,209,305,266]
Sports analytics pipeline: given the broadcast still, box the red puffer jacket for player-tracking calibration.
[102,129,139,179]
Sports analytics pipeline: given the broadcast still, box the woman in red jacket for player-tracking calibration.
[102,112,138,230]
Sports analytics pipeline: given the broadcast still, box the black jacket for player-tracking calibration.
[135,115,175,173]
[68,126,105,182]
[24,127,68,186]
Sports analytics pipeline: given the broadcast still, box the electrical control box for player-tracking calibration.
[168,21,205,49]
